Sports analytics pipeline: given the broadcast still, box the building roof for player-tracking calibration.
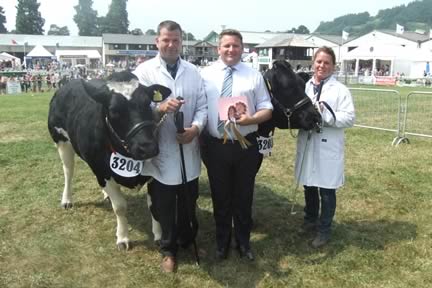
[379,29,430,43]
[102,33,155,44]
[307,34,355,45]
[239,31,288,45]
[0,34,101,47]
[55,50,101,59]
[256,34,316,48]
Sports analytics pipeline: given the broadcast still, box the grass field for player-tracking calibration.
[0,89,431,288]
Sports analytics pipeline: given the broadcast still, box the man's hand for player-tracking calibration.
[236,109,272,126]
[159,98,185,113]
[235,114,255,126]
[176,125,199,144]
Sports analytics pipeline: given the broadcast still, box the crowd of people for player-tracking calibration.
[0,65,106,95]
[131,20,355,273]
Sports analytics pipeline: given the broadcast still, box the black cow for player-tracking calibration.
[258,60,321,137]
[255,61,321,170]
[48,71,171,249]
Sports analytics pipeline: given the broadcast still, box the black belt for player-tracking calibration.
[209,132,258,144]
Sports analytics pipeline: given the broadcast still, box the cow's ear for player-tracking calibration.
[83,79,111,106]
[145,84,172,103]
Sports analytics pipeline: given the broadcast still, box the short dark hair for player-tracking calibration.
[314,46,336,65]
[157,20,182,36]
[219,29,243,45]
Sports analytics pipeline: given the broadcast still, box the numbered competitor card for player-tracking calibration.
[257,135,273,156]
[218,96,249,121]
[110,152,143,177]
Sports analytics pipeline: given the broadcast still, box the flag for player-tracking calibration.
[342,30,349,41]
[396,24,404,34]
[11,39,17,45]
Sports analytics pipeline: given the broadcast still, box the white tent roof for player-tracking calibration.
[55,50,101,59]
[26,44,54,57]
[345,44,432,62]
[1,52,19,59]
[0,54,11,61]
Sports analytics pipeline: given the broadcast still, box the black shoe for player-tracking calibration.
[216,247,228,260]
[238,246,254,261]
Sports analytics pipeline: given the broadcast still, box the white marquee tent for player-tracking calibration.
[0,52,21,67]
[24,44,56,68]
[343,44,432,78]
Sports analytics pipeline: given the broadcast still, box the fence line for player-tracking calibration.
[349,88,403,145]
[399,91,432,142]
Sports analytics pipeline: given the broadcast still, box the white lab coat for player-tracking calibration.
[133,55,207,185]
[294,76,355,189]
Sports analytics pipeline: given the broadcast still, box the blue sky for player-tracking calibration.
[1,0,416,39]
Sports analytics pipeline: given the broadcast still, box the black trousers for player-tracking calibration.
[206,134,260,250]
[148,178,199,257]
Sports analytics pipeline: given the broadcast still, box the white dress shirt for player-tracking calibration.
[200,60,273,138]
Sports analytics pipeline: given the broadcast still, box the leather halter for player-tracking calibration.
[105,116,154,154]
[263,77,312,121]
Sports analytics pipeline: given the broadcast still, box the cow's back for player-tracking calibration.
[48,79,105,160]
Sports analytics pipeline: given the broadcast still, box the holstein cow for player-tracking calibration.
[48,71,171,250]
[256,60,322,168]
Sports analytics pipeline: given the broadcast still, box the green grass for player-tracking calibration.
[1,90,431,288]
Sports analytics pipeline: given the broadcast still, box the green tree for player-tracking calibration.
[74,0,99,36]
[47,24,70,35]
[130,28,143,35]
[0,6,7,33]
[296,25,310,34]
[99,0,129,34]
[285,25,310,34]
[15,0,45,34]
[182,32,195,41]
[145,29,156,36]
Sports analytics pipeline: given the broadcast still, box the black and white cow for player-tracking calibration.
[48,71,171,249]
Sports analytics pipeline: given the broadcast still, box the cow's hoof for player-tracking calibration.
[61,202,73,209]
[117,241,131,251]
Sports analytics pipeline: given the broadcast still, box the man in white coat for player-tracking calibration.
[133,20,207,272]
[295,46,355,248]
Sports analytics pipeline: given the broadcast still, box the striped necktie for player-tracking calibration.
[217,66,234,135]
[221,66,233,97]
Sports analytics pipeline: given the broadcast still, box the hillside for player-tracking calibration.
[314,0,432,36]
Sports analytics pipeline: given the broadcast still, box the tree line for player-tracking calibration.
[0,0,197,40]
[315,0,432,36]
[1,0,429,40]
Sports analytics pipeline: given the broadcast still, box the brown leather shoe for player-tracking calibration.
[160,256,176,273]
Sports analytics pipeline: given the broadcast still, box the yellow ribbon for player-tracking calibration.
[222,121,251,149]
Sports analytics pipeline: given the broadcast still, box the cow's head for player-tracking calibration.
[263,60,321,131]
[83,71,171,160]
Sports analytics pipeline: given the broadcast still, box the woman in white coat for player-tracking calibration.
[295,46,355,248]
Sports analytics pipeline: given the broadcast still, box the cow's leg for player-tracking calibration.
[146,193,162,243]
[57,141,75,209]
[101,190,110,202]
[103,179,130,250]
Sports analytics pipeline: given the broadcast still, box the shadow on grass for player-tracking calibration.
[71,179,416,286]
